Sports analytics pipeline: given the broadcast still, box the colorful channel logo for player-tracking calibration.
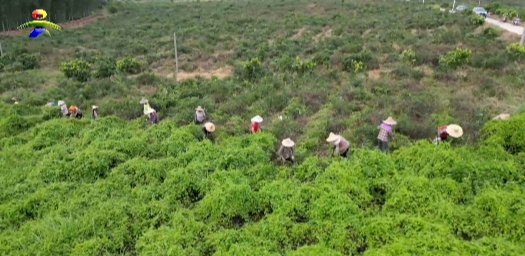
[17,9,61,38]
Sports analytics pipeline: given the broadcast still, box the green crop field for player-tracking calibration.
[1,0,525,255]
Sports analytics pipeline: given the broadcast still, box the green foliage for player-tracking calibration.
[439,47,471,69]
[470,14,485,25]
[273,55,316,74]
[239,58,265,81]
[400,49,416,65]
[506,43,525,60]
[1,104,525,254]
[116,57,144,74]
[59,59,92,82]
[0,53,40,72]
[93,57,116,78]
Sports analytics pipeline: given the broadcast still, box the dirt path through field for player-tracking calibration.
[0,15,103,36]
[485,17,523,35]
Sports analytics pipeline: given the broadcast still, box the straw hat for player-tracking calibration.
[195,106,204,112]
[58,100,65,106]
[147,108,156,114]
[382,116,397,125]
[92,105,98,110]
[11,97,17,101]
[251,115,263,123]
[204,122,215,132]
[492,113,510,120]
[445,124,463,138]
[282,138,295,147]
[326,132,341,142]
[140,98,148,104]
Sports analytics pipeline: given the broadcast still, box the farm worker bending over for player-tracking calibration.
[195,106,206,124]
[58,100,69,116]
[377,116,396,154]
[147,108,158,124]
[203,122,215,139]
[12,97,19,104]
[250,115,263,133]
[91,105,98,120]
[434,124,463,144]
[69,105,82,119]
[326,132,350,158]
[492,113,510,120]
[278,138,295,163]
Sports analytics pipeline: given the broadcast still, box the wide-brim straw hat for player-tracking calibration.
[92,105,98,110]
[492,113,510,120]
[58,100,65,106]
[140,98,148,104]
[204,122,215,132]
[326,132,341,142]
[445,124,463,138]
[382,116,397,125]
[11,97,17,101]
[251,115,263,123]
[282,138,295,147]
[195,106,204,112]
[147,108,156,114]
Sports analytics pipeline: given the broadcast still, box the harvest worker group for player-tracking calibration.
[10,97,510,164]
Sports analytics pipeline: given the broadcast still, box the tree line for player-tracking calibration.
[0,0,107,31]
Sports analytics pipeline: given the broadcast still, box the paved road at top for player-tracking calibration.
[485,17,523,35]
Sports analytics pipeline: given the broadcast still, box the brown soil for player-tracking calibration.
[0,15,104,36]
[175,67,233,81]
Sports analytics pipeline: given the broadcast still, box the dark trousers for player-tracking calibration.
[378,139,388,154]
[285,157,294,163]
[76,113,83,119]
[335,146,349,158]
[195,119,203,125]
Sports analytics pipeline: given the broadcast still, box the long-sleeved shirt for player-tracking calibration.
[377,125,394,142]
[71,107,81,117]
[278,145,294,160]
[195,111,205,122]
[143,103,151,116]
[333,137,350,154]
[60,104,69,115]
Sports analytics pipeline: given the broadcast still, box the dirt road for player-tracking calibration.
[485,17,523,35]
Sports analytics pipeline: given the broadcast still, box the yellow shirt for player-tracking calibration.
[143,103,150,116]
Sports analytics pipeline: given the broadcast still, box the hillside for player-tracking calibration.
[1,0,525,254]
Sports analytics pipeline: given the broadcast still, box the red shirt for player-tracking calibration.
[250,122,259,133]
[437,125,448,140]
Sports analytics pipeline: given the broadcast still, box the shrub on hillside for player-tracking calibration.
[470,14,485,26]
[116,57,144,74]
[439,47,471,69]
[480,113,525,154]
[273,55,316,74]
[505,43,525,60]
[400,49,416,65]
[237,58,266,82]
[0,53,40,72]
[93,58,116,78]
[59,59,92,82]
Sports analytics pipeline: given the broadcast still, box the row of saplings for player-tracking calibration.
[10,97,512,163]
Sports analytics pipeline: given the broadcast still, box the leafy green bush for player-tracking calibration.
[400,49,416,65]
[506,43,525,60]
[470,14,485,25]
[93,57,116,78]
[116,57,144,74]
[59,59,92,82]
[439,47,471,69]
[0,53,40,72]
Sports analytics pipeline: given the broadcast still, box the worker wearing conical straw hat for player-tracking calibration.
[434,124,463,144]
[91,105,98,120]
[250,115,263,133]
[377,116,396,154]
[326,132,350,158]
[278,138,295,163]
[202,122,215,139]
